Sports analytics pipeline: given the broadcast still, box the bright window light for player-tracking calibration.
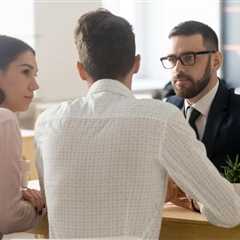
[0,0,34,47]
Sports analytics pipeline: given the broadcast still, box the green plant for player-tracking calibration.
[222,154,240,183]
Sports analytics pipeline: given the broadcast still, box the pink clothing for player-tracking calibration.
[0,108,40,234]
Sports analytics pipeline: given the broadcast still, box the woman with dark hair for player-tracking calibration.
[0,35,45,236]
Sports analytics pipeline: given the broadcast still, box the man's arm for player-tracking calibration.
[161,107,240,228]
[34,116,46,206]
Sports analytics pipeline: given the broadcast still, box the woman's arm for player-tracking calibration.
[0,110,43,234]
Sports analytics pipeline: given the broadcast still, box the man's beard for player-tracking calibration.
[172,58,211,99]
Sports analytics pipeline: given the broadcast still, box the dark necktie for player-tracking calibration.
[185,107,201,139]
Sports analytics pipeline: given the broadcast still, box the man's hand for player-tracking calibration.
[22,188,45,214]
[165,177,195,211]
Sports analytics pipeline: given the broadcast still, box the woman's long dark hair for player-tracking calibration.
[0,35,35,104]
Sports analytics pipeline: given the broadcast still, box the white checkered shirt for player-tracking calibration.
[35,79,240,239]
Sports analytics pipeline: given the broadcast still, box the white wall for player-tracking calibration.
[34,0,221,101]
[0,1,34,47]
[34,0,101,103]
[103,0,221,92]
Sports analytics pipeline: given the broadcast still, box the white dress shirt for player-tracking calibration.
[35,79,240,239]
[184,81,219,139]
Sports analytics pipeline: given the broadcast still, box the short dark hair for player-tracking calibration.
[74,9,136,81]
[168,21,219,51]
[0,35,35,71]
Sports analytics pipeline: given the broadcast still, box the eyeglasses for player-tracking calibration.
[160,50,216,69]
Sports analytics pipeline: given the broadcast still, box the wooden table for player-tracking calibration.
[160,204,240,240]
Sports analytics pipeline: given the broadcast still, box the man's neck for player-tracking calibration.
[123,75,132,90]
[87,75,133,91]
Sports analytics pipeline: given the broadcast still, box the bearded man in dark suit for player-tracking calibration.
[160,20,240,174]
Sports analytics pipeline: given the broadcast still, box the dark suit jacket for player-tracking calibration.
[167,81,240,173]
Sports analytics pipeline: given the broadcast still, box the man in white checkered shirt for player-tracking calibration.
[35,9,240,239]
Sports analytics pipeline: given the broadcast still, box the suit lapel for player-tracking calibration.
[202,82,229,158]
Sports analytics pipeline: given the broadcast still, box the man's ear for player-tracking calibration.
[76,62,89,81]
[132,54,141,74]
[212,51,223,71]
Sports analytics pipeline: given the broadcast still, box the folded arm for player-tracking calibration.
[0,115,43,234]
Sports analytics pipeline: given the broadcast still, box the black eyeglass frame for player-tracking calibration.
[160,50,217,69]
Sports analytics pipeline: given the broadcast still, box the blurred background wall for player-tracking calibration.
[0,0,239,128]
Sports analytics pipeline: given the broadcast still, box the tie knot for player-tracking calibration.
[186,107,201,125]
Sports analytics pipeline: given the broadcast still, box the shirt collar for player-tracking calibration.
[87,79,135,99]
[184,80,219,117]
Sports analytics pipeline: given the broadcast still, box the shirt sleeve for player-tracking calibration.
[35,138,46,204]
[34,113,47,208]
[0,114,41,234]
[160,109,240,228]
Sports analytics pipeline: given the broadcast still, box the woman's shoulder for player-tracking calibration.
[0,108,17,124]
